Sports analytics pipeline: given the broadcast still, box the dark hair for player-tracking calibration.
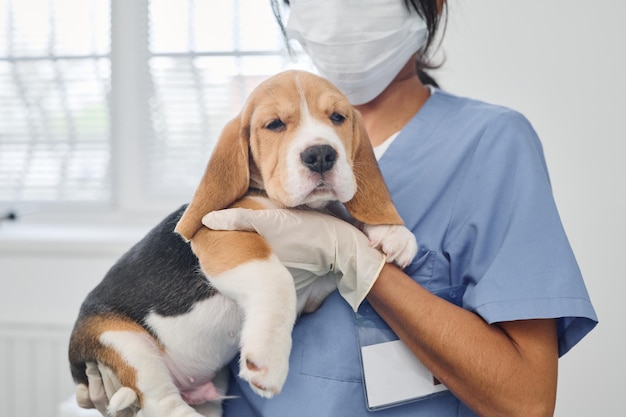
[270,0,445,78]
[403,0,445,70]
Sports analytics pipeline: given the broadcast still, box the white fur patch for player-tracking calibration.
[282,93,356,207]
[209,256,297,398]
[363,224,419,268]
[144,295,242,396]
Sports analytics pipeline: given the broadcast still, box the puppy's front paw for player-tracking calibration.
[363,224,418,268]
[238,333,291,398]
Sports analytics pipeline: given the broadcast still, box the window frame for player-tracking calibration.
[110,0,154,217]
[7,0,299,226]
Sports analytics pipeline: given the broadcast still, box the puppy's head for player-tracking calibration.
[246,70,361,209]
[175,70,403,241]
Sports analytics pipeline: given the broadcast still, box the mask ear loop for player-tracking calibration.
[270,0,295,57]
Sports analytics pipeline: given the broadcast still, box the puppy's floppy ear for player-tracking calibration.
[344,109,404,226]
[175,115,250,241]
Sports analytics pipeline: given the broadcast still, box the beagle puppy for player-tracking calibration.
[69,70,417,417]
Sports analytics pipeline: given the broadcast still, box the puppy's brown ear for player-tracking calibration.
[175,115,250,241]
[344,110,404,226]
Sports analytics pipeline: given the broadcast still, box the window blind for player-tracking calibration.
[145,0,312,201]
[0,0,312,213]
[0,0,111,209]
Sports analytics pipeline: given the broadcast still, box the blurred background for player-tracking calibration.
[0,1,624,416]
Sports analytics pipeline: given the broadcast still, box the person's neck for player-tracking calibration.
[354,69,431,147]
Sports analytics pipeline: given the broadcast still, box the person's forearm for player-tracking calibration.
[367,263,558,417]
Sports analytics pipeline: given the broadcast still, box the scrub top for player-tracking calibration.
[222,89,598,416]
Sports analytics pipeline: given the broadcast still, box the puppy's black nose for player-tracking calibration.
[300,145,337,173]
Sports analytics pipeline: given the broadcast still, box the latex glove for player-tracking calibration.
[202,208,387,311]
[75,362,139,417]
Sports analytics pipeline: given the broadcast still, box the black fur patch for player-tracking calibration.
[77,205,217,328]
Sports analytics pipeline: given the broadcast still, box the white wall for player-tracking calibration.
[435,1,626,416]
[0,227,144,326]
[0,225,148,417]
[0,1,624,416]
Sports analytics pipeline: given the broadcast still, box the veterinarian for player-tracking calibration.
[84,0,597,416]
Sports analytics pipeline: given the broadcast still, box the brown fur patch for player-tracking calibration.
[191,226,273,277]
[69,314,153,405]
[231,195,275,211]
[344,109,404,225]
[190,195,275,277]
[175,116,250,241]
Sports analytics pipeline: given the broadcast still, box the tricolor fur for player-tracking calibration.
[69,70,418,417]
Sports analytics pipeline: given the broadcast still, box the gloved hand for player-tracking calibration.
[202,208,388,311]
[75,362,139,417]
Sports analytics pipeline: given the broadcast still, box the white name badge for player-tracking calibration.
[355,301,449,411]
[361,339,448,410]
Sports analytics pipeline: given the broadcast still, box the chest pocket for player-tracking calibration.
[403,246,435,278]
[295,292,364,382]
[405,247,466,307]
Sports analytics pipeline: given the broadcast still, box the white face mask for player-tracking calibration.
[286,0,428,105]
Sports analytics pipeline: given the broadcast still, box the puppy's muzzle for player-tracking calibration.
[300,145,337,174]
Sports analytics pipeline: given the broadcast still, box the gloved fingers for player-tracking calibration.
[75,383,95,409]
[203,208,342,270]
[202,208,259,231]
[85,362,110,416]
[202,207,328,234]
[98,363,122,402]
[99,363,140,417]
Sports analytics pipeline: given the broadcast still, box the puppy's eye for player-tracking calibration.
[330,112,345,125]
[265,119,286,132]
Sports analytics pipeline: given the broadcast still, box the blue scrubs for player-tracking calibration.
[222,89,598,416]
